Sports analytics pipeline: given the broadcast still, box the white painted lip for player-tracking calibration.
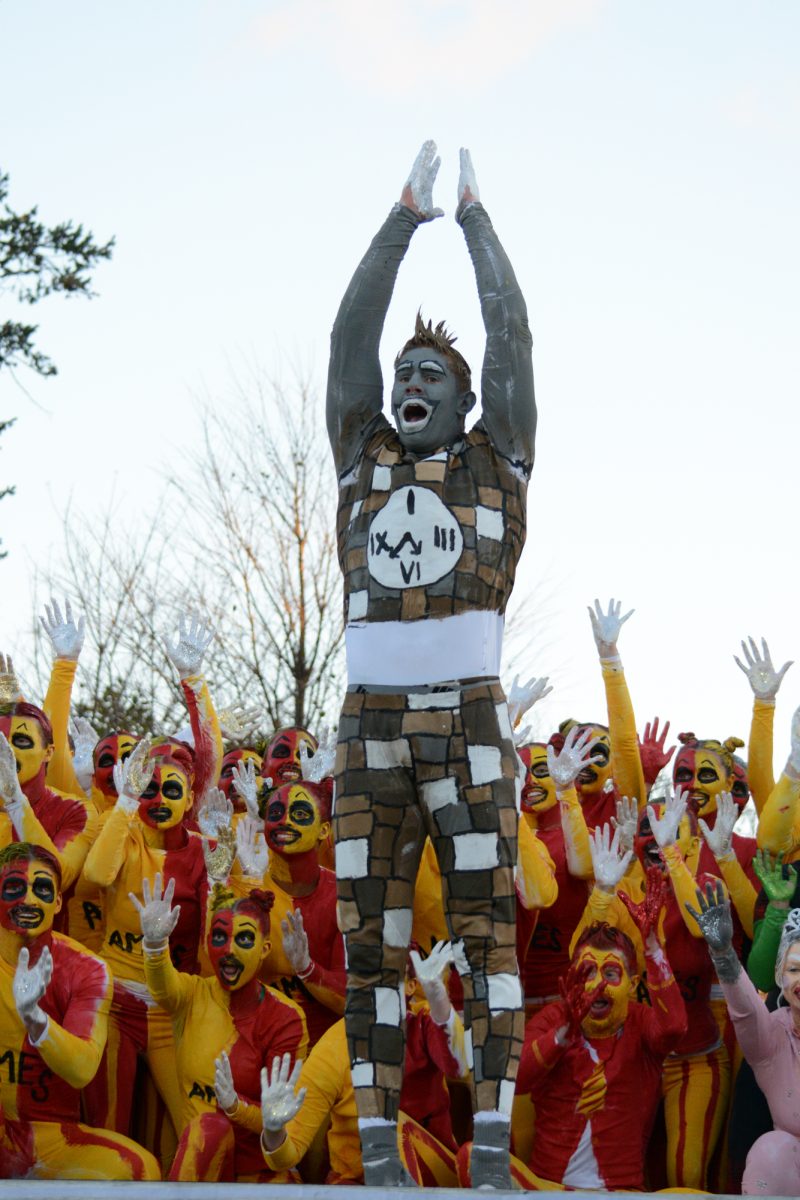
[398,398,432,432]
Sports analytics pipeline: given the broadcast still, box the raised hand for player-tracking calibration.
[409,940,455,1024]
[590,823,634,894]
[214,1050,238,1113]
[0,733,25,810]
[457,147,480,210]
[686,880,735,956]
[164,614,215,678]
[298,726,337,784]
[113,736,154,814]
[547,725,601,793]
[13,945,52,1039]
[619,865,667,942]
[40,597,85,661]
[0,653,22,705]
[734,637,792,702]
[588,597,634,658]
[218,702,261,742]
[399,140,443,221]
[232,758,261,820]
[699,791,738,861]
[199,792,236,884]
[558,958,606,1044]
[507,675,552,730]
[236,816,269,879]
[70,716,99,793]
[647,788,688,850]
[281,910,311,977]
[197,786,234,839]
[638,717,676,786]
[261,1054,306,1134]
[611,795,638,856]
[129,873,181,948]
[753,849,799,905]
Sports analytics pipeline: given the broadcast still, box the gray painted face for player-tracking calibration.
[391,347,475,455]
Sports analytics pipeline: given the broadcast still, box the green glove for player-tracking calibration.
[753,850,798,905]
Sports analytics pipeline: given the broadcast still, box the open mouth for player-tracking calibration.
[11,905,44,928]
[577,766,598,785]
[642,842,663,869]
[590,996,612,1017]
[146,805,173,824]
[523,786,549,806]
[269,827,300,847]
[277,766,302,783]
[398,398,433,433]
[218,956,244,985]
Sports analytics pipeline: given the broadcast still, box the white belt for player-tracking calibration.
[345,610,504,688]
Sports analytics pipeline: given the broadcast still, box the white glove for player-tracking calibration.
[112,736,154,815]
[197,786,234,839]
[40,597,85,661]
[0,653,22,705]
[281,910,312,977]
[788,706,800,776]
[218,703,261,742]
[506,675,552,730]
[214,1050,238,1114]
[611,795,638,857]
[400,140,443,221]
[298,726,336,784]
[457,146,480,210]
[590,823,634,894]
[699,791,737,862]
[13,945,52,1040]
[409,940,454,1024]
[129,873,181,949]
[734,636,792,703]
[546,725,599,793]
[260,1054,306,1133]
[0,733,26,827]
[588,597,634,658]
[164,614,215,678]
[647,788,688,850]
[236,816,269,878]
[69,716,99,795]
[232,758,262,820]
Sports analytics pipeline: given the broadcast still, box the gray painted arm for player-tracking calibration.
[326,204,423,477]
[458,202,536,473]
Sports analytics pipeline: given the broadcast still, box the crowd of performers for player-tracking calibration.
[0,596,796,1192]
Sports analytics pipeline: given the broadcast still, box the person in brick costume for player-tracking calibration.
[326,139,535,1187]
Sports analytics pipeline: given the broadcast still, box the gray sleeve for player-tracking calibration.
[458,202,536,474]
[326,203,423,478]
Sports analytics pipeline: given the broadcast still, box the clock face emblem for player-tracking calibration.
[367,486,463,589]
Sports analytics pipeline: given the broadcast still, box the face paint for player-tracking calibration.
[575,946,633,1036]
[0,716,52,785]
[265,783,328,857]
[518,744,557,813]
[390,347,473,454]
[635,803,694,871]
[574,726,612,797]
[207,908,267,991]
[781,944,800,1014]
[219,748,264,803]
[263,728,317,786]
[93,733,138,798]
[137,764,191,830]
[0,860,62,937]
[673,747,731,818]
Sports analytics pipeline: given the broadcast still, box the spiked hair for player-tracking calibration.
[394,312,472,394]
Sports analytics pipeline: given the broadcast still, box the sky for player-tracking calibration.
[1,0,799,772]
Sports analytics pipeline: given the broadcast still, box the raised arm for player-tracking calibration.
[735,636,792,812]
[326,141,441,477]
[456,149,535,471]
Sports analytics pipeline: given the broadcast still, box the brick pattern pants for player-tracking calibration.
[334,679,524,1122]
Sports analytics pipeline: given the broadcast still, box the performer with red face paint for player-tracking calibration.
[0,842,160,1180]
[82,616,222,1138]
[230,757,345,1046]
[219,748,263,812]
[133,875,307,1181]
[262,728,318,789]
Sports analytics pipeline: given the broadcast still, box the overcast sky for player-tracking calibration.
[1,0,798,769]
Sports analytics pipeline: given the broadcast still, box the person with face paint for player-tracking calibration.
[691,885,800,1196]
[512,888,686,1192]
[0,842,160,1180]
[230,761,345,1047]
[219,748,263,813]
[735,636,793,814]
[131,876,307,1181]
[327,141,534,1188]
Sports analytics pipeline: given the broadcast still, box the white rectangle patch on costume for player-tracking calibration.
[372,464,392,491]
[498,1079,516,1117]
[487,972,523,1013]
[453,832,499,871]
[495,703,513,742]
[336,838,370,879]
[383,908,413,948]
[476,505,504,541]
[375,986,402,1025]
[349,499,363,522]
[365,739,411,770]
[463,1027,474,1070]
[468,744,503,786]
[351,1059,375,1087]
[348,590,368,622]
[407,690,461,709]
[421,776,459,813]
